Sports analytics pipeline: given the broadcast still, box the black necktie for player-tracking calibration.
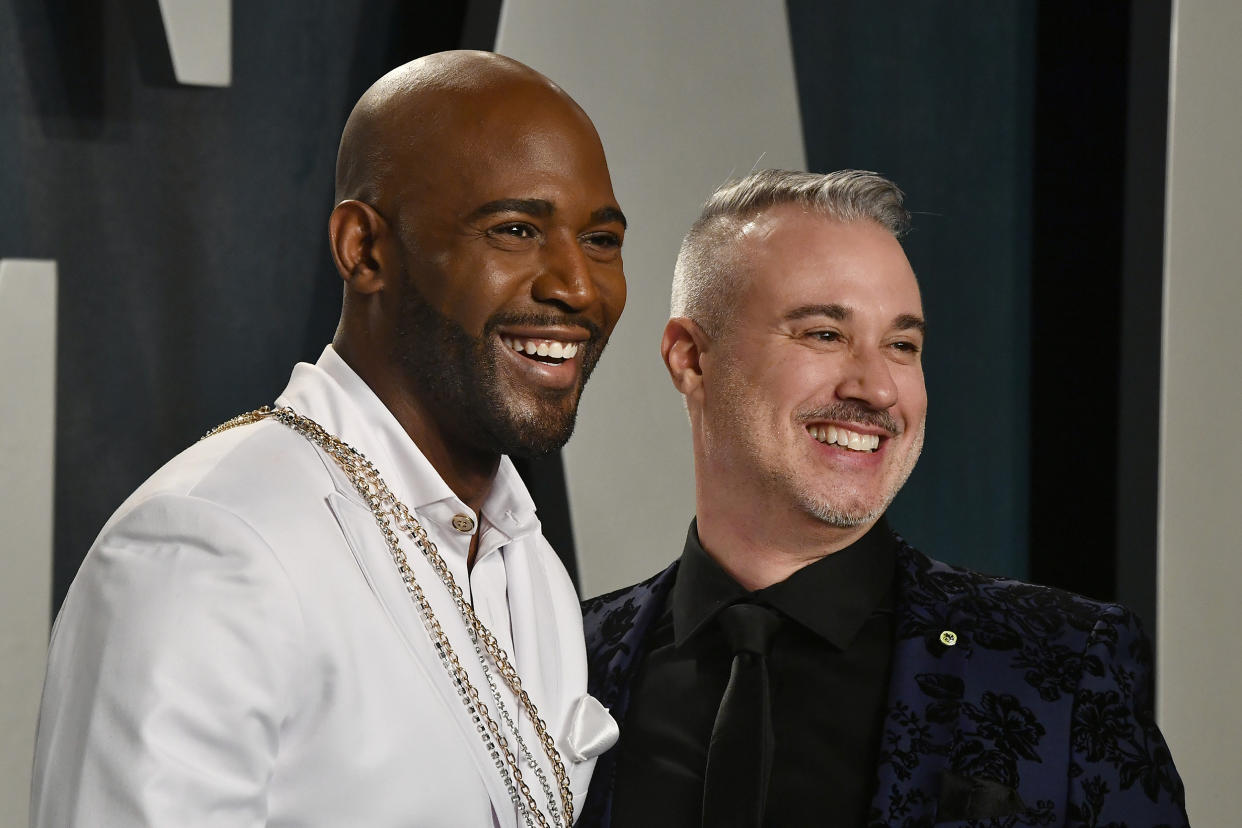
[701,603,782,828]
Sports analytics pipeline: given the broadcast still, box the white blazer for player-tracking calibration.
[31,347,615,827]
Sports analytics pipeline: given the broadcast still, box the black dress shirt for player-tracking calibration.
[611,518,897,827]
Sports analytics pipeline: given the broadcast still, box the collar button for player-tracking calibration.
[451,514,476,534]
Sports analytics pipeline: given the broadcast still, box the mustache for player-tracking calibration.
[482,311,604,341]
[797,401,900,436]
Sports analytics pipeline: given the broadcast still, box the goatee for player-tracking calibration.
[392,285,607,458]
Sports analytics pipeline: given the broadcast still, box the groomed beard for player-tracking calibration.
[791,429,923,527]
[391,284,607,458]
[710,358,924,529]
[791,401,921,528]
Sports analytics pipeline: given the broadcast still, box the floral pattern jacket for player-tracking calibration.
[580,537,1188,827]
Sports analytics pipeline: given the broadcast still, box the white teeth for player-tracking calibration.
[809,425,881,452]
[503,336,581,360]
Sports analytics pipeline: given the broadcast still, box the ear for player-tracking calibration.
[328,200,390,295]
[662,316,711,398]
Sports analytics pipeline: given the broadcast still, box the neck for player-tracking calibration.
[694,487,876,592]
[334,337,499,515]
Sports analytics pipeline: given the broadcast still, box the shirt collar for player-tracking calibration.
[276,345,539,544]
[671,516,896,650]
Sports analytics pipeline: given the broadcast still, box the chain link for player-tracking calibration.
[203,407,573,826]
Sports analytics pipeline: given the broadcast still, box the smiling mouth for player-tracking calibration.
[808,424,881,453]
[501,335,581,365]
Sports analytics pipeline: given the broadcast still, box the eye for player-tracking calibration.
[890,339,921,353]
[492,222,538,240]
[582,231,623,260]
[583,231,621,248]
[808,329,842,343]
[888,339,922,361]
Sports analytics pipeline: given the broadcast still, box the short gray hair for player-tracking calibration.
[671,169,910,337]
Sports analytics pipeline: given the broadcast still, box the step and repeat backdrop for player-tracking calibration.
[2,1,1238,823]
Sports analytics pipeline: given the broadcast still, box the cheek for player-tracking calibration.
[444,260,529,330]
[736,362,812,423]
[896,370,928,422]
[762,355,834,405]
[595,266,627,331]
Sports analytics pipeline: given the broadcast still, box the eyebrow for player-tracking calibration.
[467,199,628,229]
[591,206,628,229]
[469,199,553,221]
[893,313,927,334]
[784,304,926,334]
[784,303,850,322]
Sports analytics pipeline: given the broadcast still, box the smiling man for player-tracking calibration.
[32,51,623,827]
[580,170,1187,827]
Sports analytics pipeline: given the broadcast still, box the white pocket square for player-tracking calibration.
[563,694,619,762]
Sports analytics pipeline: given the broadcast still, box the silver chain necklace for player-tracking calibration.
[203,406,572,827]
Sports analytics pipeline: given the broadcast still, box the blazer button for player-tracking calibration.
[939,630,958,646]
[451,514,476,533]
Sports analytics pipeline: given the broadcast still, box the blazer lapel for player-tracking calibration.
[586,563,678,718]
[327,488,521,828]
[580,563,677,828]
[869,542,971,826]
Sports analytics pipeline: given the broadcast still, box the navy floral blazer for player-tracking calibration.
[580,537,1188,827]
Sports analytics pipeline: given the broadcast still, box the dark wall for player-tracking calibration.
[3,0,1169,625]
[788,0,1037,579]
[1028,2,1170,637]
[0,0,553,611]
[786,2,1170,635]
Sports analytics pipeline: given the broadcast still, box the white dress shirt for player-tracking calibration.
[31,346,615,827]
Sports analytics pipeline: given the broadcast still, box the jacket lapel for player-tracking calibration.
[869,542,971,826]
[585,563,678,716]
[580,563,677,828]
[326,487,520,828]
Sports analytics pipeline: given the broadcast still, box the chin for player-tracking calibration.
[796,485,890,529]
[484,402,580,458]
[805,504,881,529]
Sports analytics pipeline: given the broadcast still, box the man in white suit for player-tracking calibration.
[31,50,625,827]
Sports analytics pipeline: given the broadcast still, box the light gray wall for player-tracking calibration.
[1157,1,1242,823]
[495,0,806,598]
[0,259,56,827]
[155,0,231,86]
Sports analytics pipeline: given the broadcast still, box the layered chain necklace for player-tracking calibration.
[203,406,572,827]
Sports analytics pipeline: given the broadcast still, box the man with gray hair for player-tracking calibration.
[580,169,1186,826]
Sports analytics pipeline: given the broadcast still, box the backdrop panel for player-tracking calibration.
[1158,1,1242,822]
[0,259,56,828]
[496,0,807,598]
[788,0,1035,580]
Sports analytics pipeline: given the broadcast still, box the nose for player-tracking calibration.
[531,233,599,312]
[836,346,898,411]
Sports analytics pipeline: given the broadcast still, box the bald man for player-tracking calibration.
[32,51,625,828]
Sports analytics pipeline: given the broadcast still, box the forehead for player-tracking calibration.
[732,206,921,320]
[396,90,617,222]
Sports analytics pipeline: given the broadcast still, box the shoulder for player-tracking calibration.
[581,564,677,632]
[895,539,1128,651]
[101,418,343,540]
[581,564,677,659]
[67,418,348,622]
